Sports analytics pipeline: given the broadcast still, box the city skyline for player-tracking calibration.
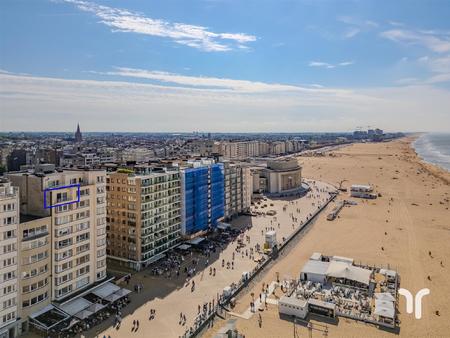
[1,0,450,132]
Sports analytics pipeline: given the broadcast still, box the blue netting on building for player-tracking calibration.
[183,164,224,235]
[210,164,224,226]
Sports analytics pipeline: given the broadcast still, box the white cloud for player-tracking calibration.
[309,61,354,69]
[59,0,256,52]
[337,16,378,39]
[380,29,450,53]
[101,67,331,93]
[344,28,360,39]
[1,71,449,132]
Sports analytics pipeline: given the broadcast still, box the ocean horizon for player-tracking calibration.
[413,133,450,172]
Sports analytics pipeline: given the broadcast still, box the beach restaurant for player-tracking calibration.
[28,281,131,337]
[300,254,372,289]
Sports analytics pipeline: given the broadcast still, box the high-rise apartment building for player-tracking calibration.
[0,179,20,338]
[7,165,107,302]
[106,168,181,271]
[181,161,224,236]
[17,215,52,333]
[223,162,252,220]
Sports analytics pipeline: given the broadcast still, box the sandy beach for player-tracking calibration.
[204,137,450,338]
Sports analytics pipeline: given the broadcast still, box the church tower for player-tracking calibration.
[75,123,83,143]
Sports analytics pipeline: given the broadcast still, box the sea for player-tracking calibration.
[413,133,450,172]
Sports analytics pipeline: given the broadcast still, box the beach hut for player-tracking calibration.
[278,296,308,319]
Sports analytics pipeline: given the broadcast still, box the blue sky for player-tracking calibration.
[1,0,450,132]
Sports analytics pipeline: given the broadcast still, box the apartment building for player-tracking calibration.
[106,168,181,271]
[0,179,19,338]
[223,162,252,220]
[181,160,224,236]
[7,165,107,302]
[221,141,261,159]
[18,215,52,333]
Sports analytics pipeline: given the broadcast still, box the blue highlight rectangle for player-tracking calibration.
[44,184,81,209]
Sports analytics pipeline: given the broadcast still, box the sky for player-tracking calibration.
[1,0,450,132]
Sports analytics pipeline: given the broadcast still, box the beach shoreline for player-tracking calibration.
[204,137,450,338]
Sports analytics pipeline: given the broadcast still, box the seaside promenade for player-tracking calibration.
[83,180,336,338]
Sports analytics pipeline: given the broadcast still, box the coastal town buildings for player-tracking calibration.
[0,179,20,338]
[180,160,224,236]
[223,161,252,220]
[106,167,182,270]
[6,165,108,302]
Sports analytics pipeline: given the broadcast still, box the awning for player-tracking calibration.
[88,303,106,313]
[375,292,396,302]
[374,299,395,319]
[59,298,92,316]
[29,304,70,331]
[187,237,205,245]
[217,223,231,230]
[105,293,121,303]
[74,309,94,320]
[114,288,132,298]
[326,261,371,285]
[177,244,191,250]
[92,282,120,299]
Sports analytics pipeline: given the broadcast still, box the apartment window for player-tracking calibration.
[97,259,106,269]
[24,237,48,250]
[3,204,15,212]
[76,232,89,243]
[3,271,16,281]
[2,297,15,309]
[23,225,48,239]
[56,192,69,203]
[76,243,89,254]
[56,285,72,298]
[3,216,16,225]
[77,265,90,277]
[3,243,16,254]
[76,254,90,265]
[55,261,72,273]
[96,270,106,280]
[22,292,48,308]
[55,226,72,237]
[55,272,73,286]
[55,249,73,261]
[76,276,89,289]
[23,251,48,265]
[56,238,72,249]
[3,230,16,239]
[22,264,48,279]
[97,248,106,258]
[55,204,70,213]
[2,311,15,324]
[3,257,15,268]
[22,278,48,293]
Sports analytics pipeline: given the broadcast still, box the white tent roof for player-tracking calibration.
[60,298,92,316]
[301,260,330,276]
[310,252,322,261]
[92,282,120,299]
[374,299,395,319]
[375,292,396,302]
[325,261,371,285]
[331,256,354,264]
